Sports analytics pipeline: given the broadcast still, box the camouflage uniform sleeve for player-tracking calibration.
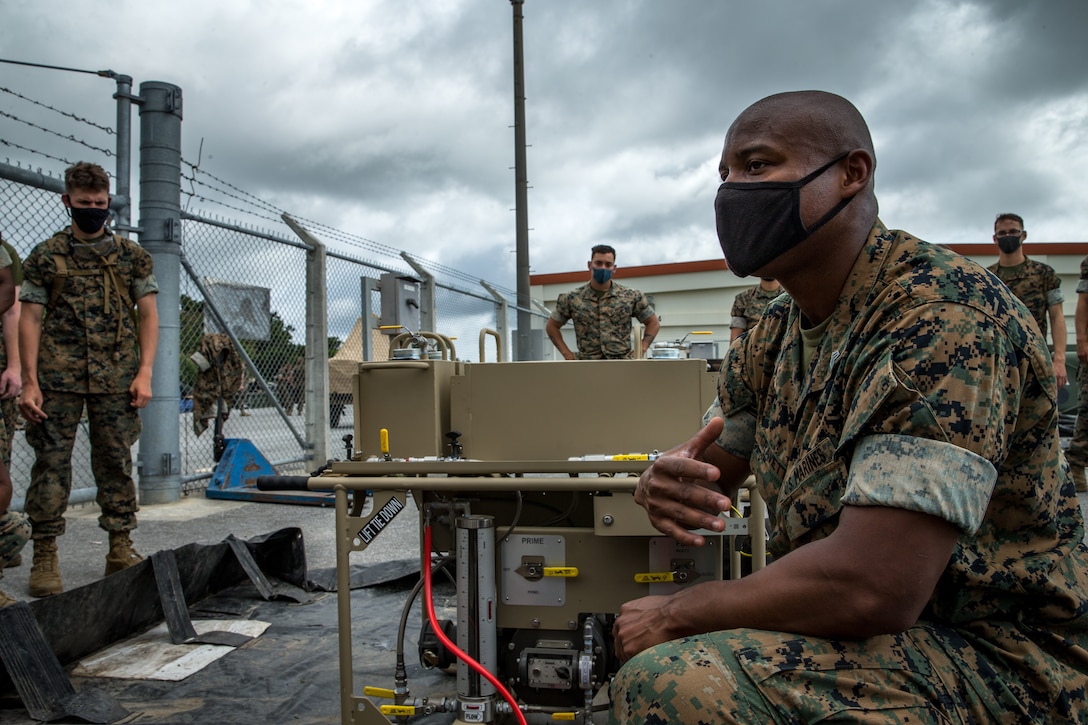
[2,243,23,286]
[633,290,656,323]
[1077,256,1088,295]
[703,336,757,460]
[1044,265,1063,307]
[843,435,996,533]
[730,290,747,330]
[18,280,48,305]
[132,274,159,301]
[836,302,1027,532]
[18,244,51,305]
[550,292,571,325]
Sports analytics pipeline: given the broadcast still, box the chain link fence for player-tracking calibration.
[0,75,543,508]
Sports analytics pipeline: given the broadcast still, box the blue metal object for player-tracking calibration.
[205,439,334,506]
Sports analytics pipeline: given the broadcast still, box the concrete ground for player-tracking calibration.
[0,491,422,605]
[0,485,1085,724]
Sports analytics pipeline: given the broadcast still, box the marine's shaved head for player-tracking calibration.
[730,91,875,167]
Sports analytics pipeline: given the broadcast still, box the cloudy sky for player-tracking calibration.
[2,0,1087,291]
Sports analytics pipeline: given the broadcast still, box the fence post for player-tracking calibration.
[136,81,183,505]
[283,215,328,464]
[401,253,436,334]
[480,281,510,362]
[112,73,136,234]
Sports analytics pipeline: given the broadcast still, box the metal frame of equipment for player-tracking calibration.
[309,462,766,725]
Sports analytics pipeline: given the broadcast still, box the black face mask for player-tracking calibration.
[715,153,854,278]
[996,234,1022,254]
[69,206,111,235]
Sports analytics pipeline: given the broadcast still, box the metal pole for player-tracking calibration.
[511,0,533,361]
[480,281,510,362]
[137,81,183,505]
[112,74,136,234]
[402,252,437,334]
[282,215,327,465]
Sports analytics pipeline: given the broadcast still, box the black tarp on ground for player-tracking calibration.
[0,530,457,725]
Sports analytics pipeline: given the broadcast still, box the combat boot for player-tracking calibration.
[28,538,62,598]
[1072,465,1088,494]
[105,531,143,576]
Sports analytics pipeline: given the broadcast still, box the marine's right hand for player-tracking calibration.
[634,417,731,547]
[18,381,47,424]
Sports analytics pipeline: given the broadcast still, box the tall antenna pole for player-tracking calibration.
[511,0,532,360]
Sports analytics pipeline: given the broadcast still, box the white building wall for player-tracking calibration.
[532,249,1087,361]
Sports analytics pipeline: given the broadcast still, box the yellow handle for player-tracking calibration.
[543,566,579,578]
[612,454,649,461]
[380,705,416,716]
[380,428,390,455]
[551,714,577,721]
[363,686,395,699]
[634,572,675,584]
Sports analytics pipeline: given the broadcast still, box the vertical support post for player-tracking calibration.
[361,276,380,362]
[282,215,331,464]
[480,281,510,363]
[112,74,135,233]
[136,81,183,504]
[400,253,436,334]
[306,239,329,465]
[511,0,533,361]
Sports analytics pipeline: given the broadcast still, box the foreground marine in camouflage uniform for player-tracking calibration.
[0,243,29,607]
[610,91,1088,723]
[546,244,660,360]
[19,161,159,598]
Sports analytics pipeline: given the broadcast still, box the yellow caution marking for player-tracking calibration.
[634,572,675,584]
[380,705,416,716]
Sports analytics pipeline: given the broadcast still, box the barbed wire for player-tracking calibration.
[182,158,281,216]
[0,86,115,135]
[179,159,515,295]
[0,139,75,169]
[0,109,113,158]
[179,190,284,227]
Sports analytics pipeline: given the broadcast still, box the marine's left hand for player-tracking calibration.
[129,370,152,408]
[613,594,683,663]
[1055,361,1068,389]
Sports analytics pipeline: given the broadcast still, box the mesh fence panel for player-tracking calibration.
[178,217,316,490]
[0,169,528,505]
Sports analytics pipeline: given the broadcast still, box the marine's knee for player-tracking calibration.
[609,640,743,725]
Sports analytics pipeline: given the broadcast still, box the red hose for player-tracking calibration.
[423,525,528,725]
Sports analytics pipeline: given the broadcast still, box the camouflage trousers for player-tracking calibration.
[24,391,140,538]
[0,397,15,467]
[0,511,29,581]
[1065,362,1088,467]
[609,622,1088,724]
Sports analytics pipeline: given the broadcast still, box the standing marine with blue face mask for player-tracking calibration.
[609,90,1088,724]
[546,244,660,360]
[986,213,1068,391]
